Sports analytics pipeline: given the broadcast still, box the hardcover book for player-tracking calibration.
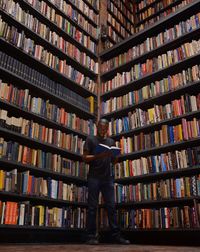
[95,143,121,157]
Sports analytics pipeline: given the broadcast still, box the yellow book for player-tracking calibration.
[87,96,94,114]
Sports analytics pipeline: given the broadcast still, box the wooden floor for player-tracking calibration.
[0,244,199,252]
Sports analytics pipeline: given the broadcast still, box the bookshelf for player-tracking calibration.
[99,0,200,244]
[105,0,135,49]
[0,0,99,243]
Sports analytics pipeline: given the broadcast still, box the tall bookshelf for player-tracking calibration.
[99,0,200,244]
[106,0,135,48]
[0,0,99,243]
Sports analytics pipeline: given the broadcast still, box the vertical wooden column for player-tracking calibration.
[97,0,107,121]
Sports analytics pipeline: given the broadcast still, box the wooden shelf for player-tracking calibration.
[117,137,200,161]
[0,158,87,185]
[100,0,200,60]
[0,37,97,100]
[0,4,98,60]
[33,0,98,42]
[0,191,88,207]
[0,127,83,161]
[101,53,200,100]
[136,0,161,14]
[101,80,200,120]
[107,8,133,34]
[107,110,200,141]
[135,0,183,26]
[101,26,200,81]
[115,166,200,185]
[0,66,95,120]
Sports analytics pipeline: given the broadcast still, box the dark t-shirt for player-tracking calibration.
[83,135,116,179]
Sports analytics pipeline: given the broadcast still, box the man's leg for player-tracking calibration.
[87,177,100,243]
[100,179,120,236]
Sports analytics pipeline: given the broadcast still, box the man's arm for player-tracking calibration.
[83,150,111,163]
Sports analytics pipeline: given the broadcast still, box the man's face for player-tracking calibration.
[97,122,108,138]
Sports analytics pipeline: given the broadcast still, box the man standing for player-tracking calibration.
[83,118,130,245]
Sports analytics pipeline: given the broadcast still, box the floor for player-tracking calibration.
[0,244,199,252]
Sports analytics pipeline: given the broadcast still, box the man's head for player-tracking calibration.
[97,119,109,138]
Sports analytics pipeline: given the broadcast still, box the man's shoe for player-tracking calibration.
[86,238,99,245]
[113,236,130,245]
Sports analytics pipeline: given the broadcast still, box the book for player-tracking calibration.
[95,143,121,157]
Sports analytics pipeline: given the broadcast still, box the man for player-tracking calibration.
[83,118,130,245]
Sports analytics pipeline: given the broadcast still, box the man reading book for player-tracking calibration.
[83,118,130,245]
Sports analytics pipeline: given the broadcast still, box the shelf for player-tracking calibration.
[107,21,126,40]
[101,80,200,120]
[101,26,200,81]
[117,137,200,161]
[0,99,89,142]
[0,158,87,185]
[136,0,161,14]
[0,6,98,80]
[0,5,97,60]
[121,228,200,232]
[0,224,86,231]
[101,53,200,100]
[107,110,200,141]
[34,0,98,42]
[107,8,133,35]
[81,0,99,14]
[136,0,183,27]
[115,166,200,185]
[100,0,200,60]
[0,191,88,207]
[64,0,98,27]
[114,197,200,208]
[0,127,83,161]
[0,66,95,120]
[110,0,134,25]
[0,37,97,100]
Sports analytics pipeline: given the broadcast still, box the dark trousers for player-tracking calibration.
[87,177,120,238]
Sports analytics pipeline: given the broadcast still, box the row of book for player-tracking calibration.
[0,200,86,227]
[103,93,200,131]
[102,39,200,91]
[0,81,96,136]
[108,0,134,22]
[136,0,183,23]
[102,63,199,103]
[0,53,96,113]
[108,14,132,39]
[63,0,99,23]
[115,147,200,179]
[136,0,160,12]
[0,169,87,202]
[78,0,99,11]
[100,205,200,229]
[0,137,86,172]
[107,24,124,44]
[0,109,87,154]
[136,0,193,32]
[24,0,98,40]
[107,1,134,32]
[102,90,199,117]
[0,21,98,92]
[116,118,200,153]
[2,0,99,71]
[22,0,98,53]
[112,175,200,203]
[102,11,200,71]
[48,0,99,27]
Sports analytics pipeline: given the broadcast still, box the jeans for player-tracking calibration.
[87,177,120,238]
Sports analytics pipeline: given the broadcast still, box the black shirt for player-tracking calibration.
[83,135,116,179]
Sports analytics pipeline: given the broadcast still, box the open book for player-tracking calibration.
[95,143,121,157]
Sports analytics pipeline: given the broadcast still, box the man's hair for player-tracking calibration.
[98,118,109,125]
